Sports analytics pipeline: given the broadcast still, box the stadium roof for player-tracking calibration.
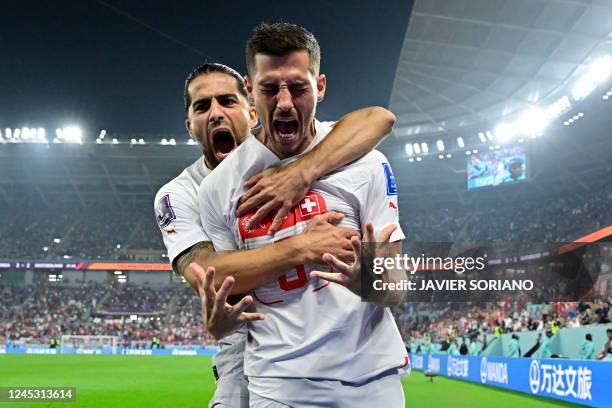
[390,0,612,138]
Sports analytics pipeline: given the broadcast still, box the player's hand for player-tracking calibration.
[310,221,397,297]
[190,263,264,340]
[299,212,358,265]
[236,160,312,235]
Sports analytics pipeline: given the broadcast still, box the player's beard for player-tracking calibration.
[202,145,220,169]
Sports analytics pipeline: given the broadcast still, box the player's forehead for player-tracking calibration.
[253,50,314,84]
[188,73,243,103]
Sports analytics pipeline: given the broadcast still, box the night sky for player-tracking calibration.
[0,0,413,139]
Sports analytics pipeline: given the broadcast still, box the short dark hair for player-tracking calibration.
[607,329,612,334]
[586,333,592,340]
[246,22,321,76]
[184,63,247,112]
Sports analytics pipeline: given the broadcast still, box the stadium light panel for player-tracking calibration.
[494,123,516,143]
[63,255,71,259]
[604,95,610,100]
[485,131,493,141]
[99,129,106,139]
[472,149,478,154]
[37,128,45,139]
[169,138,176,145]
[404,143,413,156]
[62,126,82,143]
[518,138,525,143]
[14,128,21,139]
[438,154,444,159]
[5,129,11,139]
[495,144,501,149]
[465,151,471,155]
[413,143,421,154]
[187,139,196,145]
[489,146,495,150]
[53,238,61,243]
[22,128,30,140]
[517,108,547,135]
[116,244,121,249]
[114,271,123,275]
[96,139,102,144]
[571,77,595,101]
[436,140,444,151]
[112,138,119,144]
[408,158,414,163]
[421,142,429,153]
[457,137,464,147]
[578,112,584,117]
[416,157,422,162]
[446,153,452,158]
[130,138,137,144]
[138,138,145,144]
[589,54,612,83]
[544,96,571,119]
[43,247,48,252]
[478,132,486,143]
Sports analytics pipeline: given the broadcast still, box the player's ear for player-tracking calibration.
[249,106,258,128]
[185,118,193,136]
[316,74,326,103]
[244,75,254,105]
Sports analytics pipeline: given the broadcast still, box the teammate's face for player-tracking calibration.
[186,73,257,168]
[510,165,523,178]
[245,50,326,159]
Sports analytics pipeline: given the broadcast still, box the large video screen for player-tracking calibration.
[467,146,527,190]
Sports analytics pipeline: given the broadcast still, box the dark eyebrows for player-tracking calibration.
[191,93,240,110]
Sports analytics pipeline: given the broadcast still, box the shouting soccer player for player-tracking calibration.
[155,62,398,406]
[198,23,408,407]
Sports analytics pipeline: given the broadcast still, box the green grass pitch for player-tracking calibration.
[0,355,578,407]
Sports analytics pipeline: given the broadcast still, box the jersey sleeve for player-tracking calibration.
[198,177,239,252]
[154,185,210,272]
[359,152,405,242]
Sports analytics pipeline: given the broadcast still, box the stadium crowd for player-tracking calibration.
[0,281,212,348]
[394,296,611,355]
[0,187,610,261]
[404,185,611,243]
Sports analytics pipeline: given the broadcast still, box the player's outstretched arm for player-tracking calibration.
[177,212,357,295]
[237,106,395,234]
[190,263,264,340]
[311,220,408,307]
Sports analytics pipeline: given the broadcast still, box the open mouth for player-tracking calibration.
[273,120,299,144]
[212,129,236,162]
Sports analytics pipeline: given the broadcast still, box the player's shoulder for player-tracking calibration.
[349,149,391,169]
[155,157,208,203]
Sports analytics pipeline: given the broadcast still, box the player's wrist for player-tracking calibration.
[279,234,309,265]
[292,157,318,187]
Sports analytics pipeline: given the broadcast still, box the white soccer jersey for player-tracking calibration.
[155,156,249,407]
[198,120,408,383]
[154,157,211,270]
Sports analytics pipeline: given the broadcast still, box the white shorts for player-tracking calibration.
[209,327,249,408]
[248,369,405,408]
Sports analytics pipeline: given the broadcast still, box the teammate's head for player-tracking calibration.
[586,333,592,341]
[607,328,612,340]
[245,22,326,159]
[184,63,257,169]
[508,158,524,179]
